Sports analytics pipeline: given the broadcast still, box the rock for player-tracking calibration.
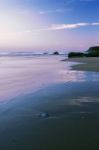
[53,51,59,55]
[85,46,99,57]
[68,52,85,58]
[39,112,50,118]
[68,46,99,58]
[87,46,99,53]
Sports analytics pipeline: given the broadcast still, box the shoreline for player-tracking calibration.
[66,57,99,72]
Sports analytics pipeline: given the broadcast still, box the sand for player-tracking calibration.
[67,57,99,72]
[0,56,99,150]
[1,82,99,150]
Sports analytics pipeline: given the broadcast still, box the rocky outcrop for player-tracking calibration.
[53,51,59,55]
[68,46,99,58]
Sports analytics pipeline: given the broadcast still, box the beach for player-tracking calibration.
[0,0,99,149]
[67,57,99,72]
[0,55,99,150]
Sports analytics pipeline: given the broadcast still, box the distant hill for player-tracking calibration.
[87,46,99,53]
[86,46,99,57]
[68,46,99,58]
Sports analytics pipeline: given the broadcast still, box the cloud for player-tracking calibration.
[44,22,99,30]
[49,23,89,30]
[39,8,72,14]
[92,23,99,25]
[22,22,99,34]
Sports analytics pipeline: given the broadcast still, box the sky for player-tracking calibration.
[0,0,99,52]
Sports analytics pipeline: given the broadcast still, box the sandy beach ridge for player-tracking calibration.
[66,57,99,72]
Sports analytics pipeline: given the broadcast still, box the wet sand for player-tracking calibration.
[0,56,99,150]
[0,81,99,150]
[67,57,99,72]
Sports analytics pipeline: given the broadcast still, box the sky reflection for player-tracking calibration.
[0,56,99,102]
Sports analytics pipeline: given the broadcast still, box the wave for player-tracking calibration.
[0,52,67,57]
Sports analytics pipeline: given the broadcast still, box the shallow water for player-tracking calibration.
[0,55,70,101]
[0,55,99,150]
[0,56,98,102]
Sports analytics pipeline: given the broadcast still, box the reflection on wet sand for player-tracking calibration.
[0,56,99,150]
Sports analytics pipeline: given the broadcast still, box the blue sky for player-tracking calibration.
[0,0,99,51]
